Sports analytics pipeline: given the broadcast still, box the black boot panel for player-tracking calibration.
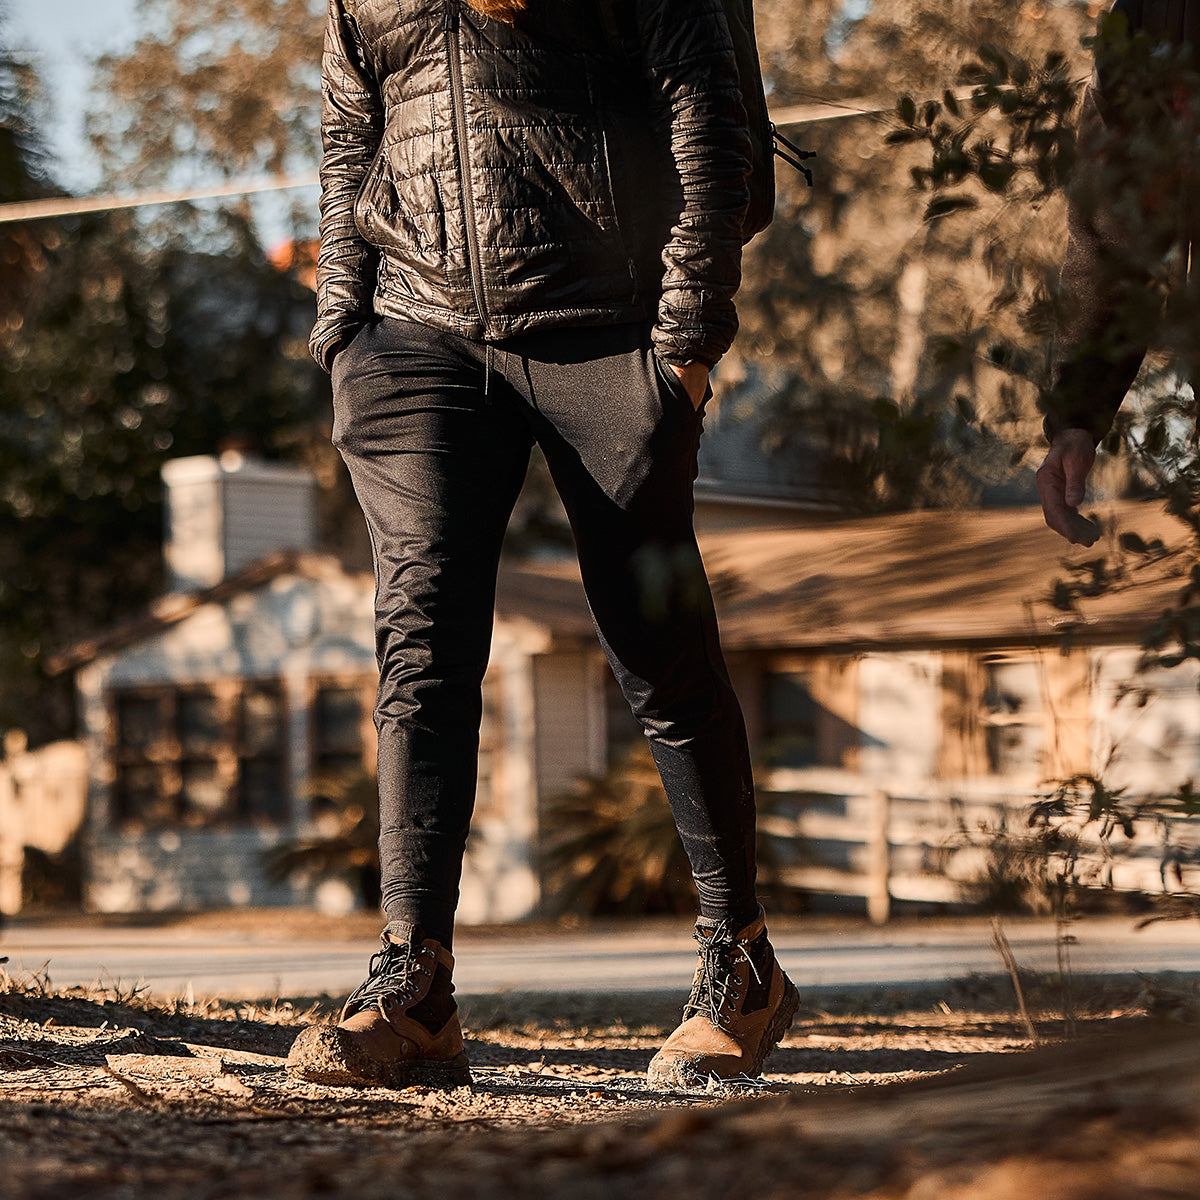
[740,930,775,1015]
[405,963,458,1035]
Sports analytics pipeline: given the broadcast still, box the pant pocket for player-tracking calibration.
[650,349,703,416]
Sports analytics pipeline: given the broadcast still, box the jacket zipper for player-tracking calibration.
[443,3,490,335]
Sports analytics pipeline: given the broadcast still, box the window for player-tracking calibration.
[762,670,820,768]
[238,685,287,821]
[980,655,1044,777]
[312,684,370,782]
[111,682,287,827]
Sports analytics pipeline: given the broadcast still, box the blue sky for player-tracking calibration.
[10,0,138,191]
[8,0,316,243]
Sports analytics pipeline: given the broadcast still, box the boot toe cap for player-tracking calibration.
[287,1023,376,1085]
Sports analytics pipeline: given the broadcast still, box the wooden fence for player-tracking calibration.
[0,734,88,915]
[758,767,1200,924]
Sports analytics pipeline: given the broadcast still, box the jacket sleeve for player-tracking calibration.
[635,0,751,368]
[308,0,384,373]
[1044,80,1147,444]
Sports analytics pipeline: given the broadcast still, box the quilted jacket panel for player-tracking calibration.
[311,0,751,371]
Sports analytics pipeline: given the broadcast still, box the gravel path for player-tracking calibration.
[4,970,1193,1198]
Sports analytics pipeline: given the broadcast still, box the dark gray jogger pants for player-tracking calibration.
[331,315,758,946]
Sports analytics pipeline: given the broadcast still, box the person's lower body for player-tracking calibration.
[286,316,795,1090]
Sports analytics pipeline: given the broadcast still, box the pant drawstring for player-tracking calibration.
[484,343,494,402]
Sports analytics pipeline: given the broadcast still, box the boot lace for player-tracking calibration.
[344,937,434,1015]
[682,919,764,1030]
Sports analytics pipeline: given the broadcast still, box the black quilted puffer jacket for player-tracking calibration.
[309,0,751,372]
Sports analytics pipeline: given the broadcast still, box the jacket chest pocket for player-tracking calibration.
[518,116,620,237]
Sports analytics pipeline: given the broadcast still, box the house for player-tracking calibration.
[50,450,606,921]
[49,435,1200,921]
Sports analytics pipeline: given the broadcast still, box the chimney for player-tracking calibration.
[161,449,317,592]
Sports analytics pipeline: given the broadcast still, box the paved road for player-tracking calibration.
[4,916,1200,1000]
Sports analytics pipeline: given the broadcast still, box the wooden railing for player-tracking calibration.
[0,734,88,915]
[758,768,1200,924]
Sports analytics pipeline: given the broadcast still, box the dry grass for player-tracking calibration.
[2,957,1200,1199]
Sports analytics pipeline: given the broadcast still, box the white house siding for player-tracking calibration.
[533,651,606,806]
[1079,649,1200,893]
[456,630,543,924]
[86,827,309,911]
[855,652,943,784]
[1091,649,1200,793]
[162,455,316,591]
[459,647,607,925]
[220,474,316,582]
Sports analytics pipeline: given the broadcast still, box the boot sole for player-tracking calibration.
[288,1026,472,1090]
[294,1054,472,1090]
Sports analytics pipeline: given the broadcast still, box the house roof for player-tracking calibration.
[51,500,1192,673]
[701,500,1189,653]
[501,500,1194,654]
[46,552,364,675]
[47,550,598,674]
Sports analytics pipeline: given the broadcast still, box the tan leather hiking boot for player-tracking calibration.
[647,908,799,1091]
[287,924,471,1089]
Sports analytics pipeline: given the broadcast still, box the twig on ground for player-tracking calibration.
[1056,915,1077,1038]
[990,917,1039,1043]
[99,1064,156,1107]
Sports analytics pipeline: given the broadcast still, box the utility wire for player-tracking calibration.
[0,85,991,226]
[0,174,318,226]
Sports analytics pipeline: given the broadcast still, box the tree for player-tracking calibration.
[865,7,1200,921]
[0,3,365,744]
[88,0,323,189]
[87,0,577,557]
[892,9,1200,628]
[89,0,1110,516]
[0,4,56,324]
[726,0,1104,510]
[0,205,329,743]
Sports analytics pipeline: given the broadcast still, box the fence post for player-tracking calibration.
[0,733,24,916]
[866,787,891,924]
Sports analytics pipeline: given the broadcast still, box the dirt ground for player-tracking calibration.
[4,942,1200,1200]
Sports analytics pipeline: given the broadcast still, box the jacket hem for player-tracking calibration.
[371,289,656,343]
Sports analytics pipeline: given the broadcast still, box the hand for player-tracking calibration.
[328,333,351,366]
[671,361,711,411]
[1035,428,1101,546]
